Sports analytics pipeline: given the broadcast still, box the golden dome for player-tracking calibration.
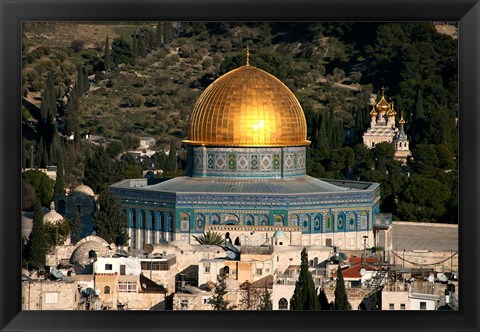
[185,65,309,147]
[376,95,391,112]
[369,105,377,116]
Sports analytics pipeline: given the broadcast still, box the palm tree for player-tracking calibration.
[193,231,224,245]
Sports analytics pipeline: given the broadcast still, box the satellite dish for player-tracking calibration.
[360,268,366,276]
[95,289,101,296]
[143,243,154,254]
[85,287,96,296]
[437,273,448,282]
[339,252,348,261]
[206,280,216,290]
[226,251,236,260]
[51,269,64,279]
[428,274,435,283]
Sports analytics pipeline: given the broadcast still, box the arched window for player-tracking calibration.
[290,214,299,226]
[210,214,220,225]
[180,213,190,232]
[273,215,284,226]
[244,214,254,226]
[224,214,239,225]
[259,214,269,226]
[326,214,333,232]
[361,212,368,229]
[279,298,288,310]
[104,286,110,294]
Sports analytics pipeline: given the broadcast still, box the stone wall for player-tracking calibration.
[22,280,79,310]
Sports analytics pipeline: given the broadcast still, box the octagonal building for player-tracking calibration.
[110,59,387,251]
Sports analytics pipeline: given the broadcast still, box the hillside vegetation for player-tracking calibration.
[21,22,458,223]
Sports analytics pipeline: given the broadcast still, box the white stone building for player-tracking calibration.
[363,89,411,164]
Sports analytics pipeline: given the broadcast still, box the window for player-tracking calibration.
[118,282,137,293]
[104,286,110,294]
[204,265,210,273]
[181,299,189,309]
[141,261,170,271]
[44,292,58,304]
[256,268,262,276]
[279,298,288,310]
[105,264,113,270]
[400,304,406,310]
[202,296,210,305]
[389,303,394,310]
[420,302,427,310]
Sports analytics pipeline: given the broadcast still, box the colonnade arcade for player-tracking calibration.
[125,206,371,250]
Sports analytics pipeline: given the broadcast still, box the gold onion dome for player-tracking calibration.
[375,95,391,112]
[399,115,406,125]
[387,101,397,116]
[185,65,309,147]
[370,105,377,116]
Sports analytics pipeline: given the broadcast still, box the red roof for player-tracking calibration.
[349,256,378,264]
[339,263,382,280]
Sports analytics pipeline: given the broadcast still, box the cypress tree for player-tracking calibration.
[334,266,351,310]
[39,71,57,164]
[317,113,328,151]
[415,89,424,120]
[318,288,330,310]
[163,22,174,45]
[104,36,111,71]
[93,189,128,244]
[70,211,82,243]
[132,32,139,60]
[54,151,66,196]
[290,248,320,310]
[156,22,164,47]
[164,141,177,172]
[30,201,47,269]
[258,285,272,310]
[208,274,230,310]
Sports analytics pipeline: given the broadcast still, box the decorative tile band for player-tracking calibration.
[187,146,306,178]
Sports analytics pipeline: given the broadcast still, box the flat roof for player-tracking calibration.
[111,175,378,195]
[391,222,458,251]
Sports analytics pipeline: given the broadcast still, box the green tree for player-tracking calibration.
[69,211,82,243]
[258,286,272,310]
[106,140,125,159]
[193,231,224,245]
[29,201,47,269]
[84,146,121,193]
[163,22,174,45]
[208,274,230,310]
[54,152,66,197]
[22,170,54,206]
[318,288,330,310]
[93,190,129,244]
[239,281,256,310]
[290,248,320,310]
[334,266,351,310]
[22,179,37,211]
[38,71,57,164]
[104,36,112,71]
[164,141,177,171]
[155,22,164,47]
[111,36,134,66]
[44,219,70,249]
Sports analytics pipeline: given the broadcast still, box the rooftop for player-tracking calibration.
[391,222,458,251]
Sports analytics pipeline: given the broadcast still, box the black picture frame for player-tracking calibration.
[1,1,479,331]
